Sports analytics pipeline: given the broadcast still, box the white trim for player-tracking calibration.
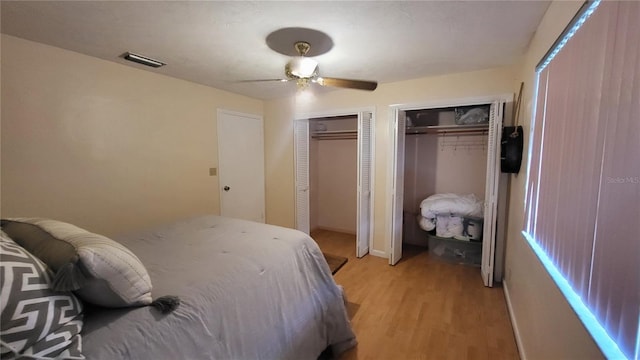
[386,108,397,259]
[386,94,513,265]
[217,108,262,121]
[387,107,406,265]
[295,106,377,256]
[370,249,387,258]
[295,106,376,121]
[503,280,527,360]
[389,94,513,112]
[369,112,376,255]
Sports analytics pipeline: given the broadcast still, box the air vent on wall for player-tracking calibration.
[122,52,166,68]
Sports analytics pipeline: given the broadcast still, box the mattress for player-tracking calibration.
[81,215,356,359]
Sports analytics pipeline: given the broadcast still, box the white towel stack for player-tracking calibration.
[416,193,484,240]
[435,214,465,239]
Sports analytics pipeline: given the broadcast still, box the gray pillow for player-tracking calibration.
[1,218,152,308]
[0,231,84,359]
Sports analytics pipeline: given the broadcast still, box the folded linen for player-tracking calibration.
[417,215,435,231]
[435,214,465,239]
[420,193,484,219]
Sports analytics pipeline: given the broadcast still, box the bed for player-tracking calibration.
[0,215,356,360]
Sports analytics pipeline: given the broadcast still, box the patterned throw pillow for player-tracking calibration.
[0,231,84,360]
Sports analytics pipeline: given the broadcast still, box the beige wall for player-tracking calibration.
[263,96,296,228]
[503,1,603,359]
[316,138,357,234]
[264,66,517,253]
[0,35,263,236]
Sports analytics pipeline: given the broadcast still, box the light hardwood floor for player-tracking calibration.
[311,229,519,360]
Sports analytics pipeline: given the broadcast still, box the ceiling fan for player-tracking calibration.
[243,27,378,92]
[277,41,378,91]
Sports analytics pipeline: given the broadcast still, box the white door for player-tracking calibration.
[294,120,310,234]
[481,101,504,287]
[356,111,374,257]
[389,109,406,265]
[217,110,265,223]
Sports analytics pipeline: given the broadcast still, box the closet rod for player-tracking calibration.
[311,134,358,140]
[406,124,489,136]
[311,130,358,140]
[407,130,488,136]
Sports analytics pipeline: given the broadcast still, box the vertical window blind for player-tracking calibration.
[523,1,639,359]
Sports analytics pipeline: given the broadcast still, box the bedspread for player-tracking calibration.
[81,215,356,360]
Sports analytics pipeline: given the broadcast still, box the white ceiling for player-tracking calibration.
[1,1,550,100]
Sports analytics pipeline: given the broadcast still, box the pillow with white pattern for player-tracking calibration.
[0,230,84,359]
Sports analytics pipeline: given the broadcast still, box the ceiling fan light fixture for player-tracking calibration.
[296,78,312,90]
[248,34,377,92]
[286,57,319,78]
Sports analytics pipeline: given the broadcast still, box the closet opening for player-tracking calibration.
[388,96,510,287]
[403,106,489,252]
[294,110,374,260]
[309,115,357,232]
[310,115,358,256]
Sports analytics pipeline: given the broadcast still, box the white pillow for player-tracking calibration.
[1,218,152,308]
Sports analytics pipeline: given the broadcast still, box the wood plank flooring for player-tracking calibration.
[311,229,519,360]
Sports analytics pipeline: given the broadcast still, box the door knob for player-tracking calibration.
[224,186,230,191]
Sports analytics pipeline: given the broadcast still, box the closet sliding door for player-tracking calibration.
[294,120,310,234]
[356,112,374,257]
[481,100,504,287]
[389,109,406,265]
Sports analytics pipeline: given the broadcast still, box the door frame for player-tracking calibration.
[217,109,265,222]
[294,106,376,258]
[386,95,512,284]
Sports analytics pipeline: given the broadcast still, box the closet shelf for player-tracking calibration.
[406,124,489,135]
[311,130,357,140]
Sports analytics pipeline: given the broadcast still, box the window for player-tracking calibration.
[524,1,639,359]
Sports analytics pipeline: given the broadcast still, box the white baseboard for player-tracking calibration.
[370,249,387,258]
[503,280,527,360]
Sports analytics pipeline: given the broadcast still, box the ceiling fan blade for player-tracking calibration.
[236,79,291,83]
[316,77,377,91]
